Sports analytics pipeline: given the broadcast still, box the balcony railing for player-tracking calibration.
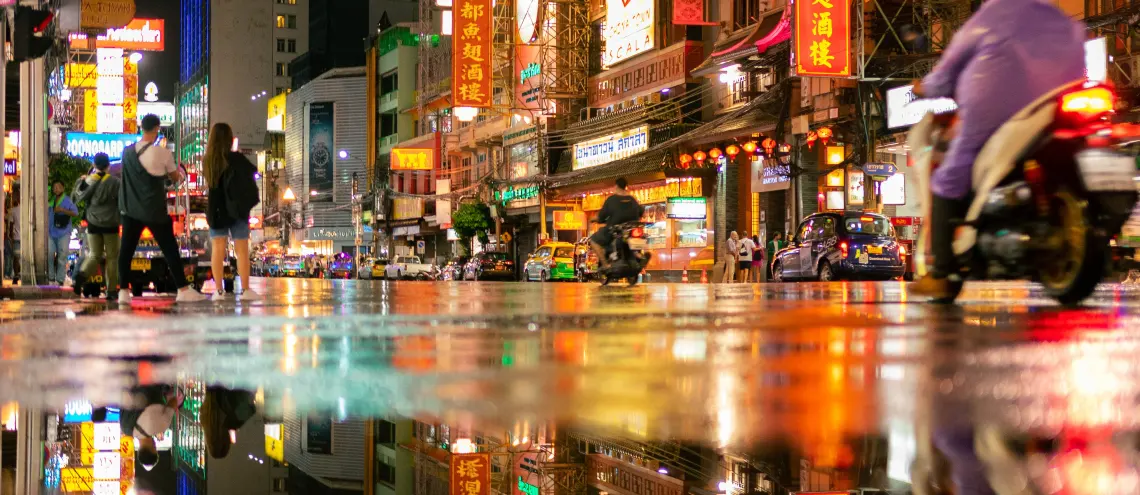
[586,454,684,495]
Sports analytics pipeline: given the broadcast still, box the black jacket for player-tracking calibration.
[207,152,260,229]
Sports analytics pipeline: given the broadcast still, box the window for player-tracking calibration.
[276,63,287,76]
[276,38,286,52]
[276,0,297,4]
[733,0,761,30]
[376,419,396,445]
[275,87,286,95]
[287,14,297,28]
[276,15,285,28]
[287,39,297,53]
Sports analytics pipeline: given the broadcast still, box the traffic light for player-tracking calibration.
[13,6,54,63]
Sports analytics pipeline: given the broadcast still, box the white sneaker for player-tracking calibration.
[175,287,208,303]
[210,291,230,303]
[237,290,263,302]
[118,289,132,304]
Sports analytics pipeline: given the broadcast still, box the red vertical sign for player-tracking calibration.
[793,0,851,77]
[449,453,492,495]
[453,0,494,107]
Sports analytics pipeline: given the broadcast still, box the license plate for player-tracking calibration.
[628,238,647,250]
[131,259,151,271]
[495,263,504,269]
[868,246,883,254]
[858,253,869,264]
[1077,151,1136,191]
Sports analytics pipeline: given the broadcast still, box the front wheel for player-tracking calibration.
[772,262,785,283]
[1039,191,1106,306]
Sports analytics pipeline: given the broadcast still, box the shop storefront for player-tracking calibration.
[495,183,542,266]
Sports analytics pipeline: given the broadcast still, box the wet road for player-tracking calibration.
[11,278,1140,493]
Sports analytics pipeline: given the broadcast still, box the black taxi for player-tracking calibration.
[771,212,906,282]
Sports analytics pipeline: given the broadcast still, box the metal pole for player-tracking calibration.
[0,11,8,285]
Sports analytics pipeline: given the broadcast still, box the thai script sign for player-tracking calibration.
[572,125,649,170]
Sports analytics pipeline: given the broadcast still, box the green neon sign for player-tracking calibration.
[520,63,541,81]
[496,185,540,203]
[518,476,540,495]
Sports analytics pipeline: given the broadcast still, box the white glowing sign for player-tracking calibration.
[96,48,124,76]
[1085,37,1107,83]
[97,106,124,133]
[572,125,649,170]
[137,101,175,126]
[96,76,124,104]
[93,451,120,479]
[93,422,120,450]
[602,0,654,67]
[93,481,119,495]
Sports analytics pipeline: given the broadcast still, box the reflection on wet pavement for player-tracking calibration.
[12,278,1140,495]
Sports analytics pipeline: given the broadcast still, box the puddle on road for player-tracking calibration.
[7,282,1140,494]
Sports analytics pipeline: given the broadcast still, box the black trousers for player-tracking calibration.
[930,195,970,279]
[118,215,189,291]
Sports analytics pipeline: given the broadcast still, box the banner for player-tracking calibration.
[553,211,586,230]
[453,0,493,107]
[307,102,335,201]
[450,453,491,495]
[793,0,851,77]
[391,148,436,170]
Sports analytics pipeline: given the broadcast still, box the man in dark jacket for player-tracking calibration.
[589,177,644,269]
[116,114,206,304]
[73,153,121,300]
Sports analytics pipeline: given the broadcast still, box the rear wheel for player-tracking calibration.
[772,262,785,283]
[540,270,549,283]
[1039,190,1105,306]
[818,261,834,282]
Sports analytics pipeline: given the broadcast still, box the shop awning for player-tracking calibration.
[690,8,788,77]
[546,147,675,189]
[679,82,787,146]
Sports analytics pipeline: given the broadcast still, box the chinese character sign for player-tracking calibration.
[793,0,850,77]
[453,0,493,107]
[450,453,491,495]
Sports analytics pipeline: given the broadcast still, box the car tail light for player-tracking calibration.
[630,227,644,238]
[840,242,848,258]
[1059,85,1114,122]
[898,244,907,256]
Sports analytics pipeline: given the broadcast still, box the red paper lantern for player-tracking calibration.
[693,150,707,162]
[806,130,819,149]
[816,126,833,145]
[725,144,740,158]
[709,148,723,160]
[742,141,758,154]
[679,153,693,166]
[761,138,776,155]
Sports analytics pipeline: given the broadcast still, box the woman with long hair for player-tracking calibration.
[204,123,261,301]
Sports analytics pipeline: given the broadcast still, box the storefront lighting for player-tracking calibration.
[817,126,833,145]
[708,148,722,160]
[761,138,776,155]
[742,141,757,154]
[806,130,819,149]
[693,150,707,162]
[679,153,693,167]
[725,144,740,158]
[281,188,295,201]
[826,146,845,166]
[455,106,479,122]
[778,143,791,153]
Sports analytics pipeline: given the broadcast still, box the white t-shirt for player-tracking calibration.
[738,238,755,261]
[726,238,739,258]
[134,403,175,439]
[135,140,177,177]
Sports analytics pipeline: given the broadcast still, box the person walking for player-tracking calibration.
[72,153,122,300]
[5,191,19,284]
[751,235,765,283]
[47,180,79,285]
[203,123,262,302]
[117,114,207,304]
[737,231,755,283]
[722,231,740,283]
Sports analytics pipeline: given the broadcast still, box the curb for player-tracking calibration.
[0,286,80,301]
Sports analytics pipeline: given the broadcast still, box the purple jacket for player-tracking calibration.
[920,0,1086,198]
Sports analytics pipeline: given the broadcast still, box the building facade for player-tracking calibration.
[273,0,310,96]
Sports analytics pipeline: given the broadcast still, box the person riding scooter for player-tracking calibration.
[589,177,644,270]
[909,0,1086,300]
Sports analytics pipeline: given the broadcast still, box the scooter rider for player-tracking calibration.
[589,177,644,270]
[910,0,1086,299]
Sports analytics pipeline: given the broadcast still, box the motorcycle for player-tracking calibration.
[910,80,1140,305]
[598,222,652,287]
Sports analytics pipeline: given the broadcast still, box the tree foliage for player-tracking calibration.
[48,154,93,227]
[452,202,492,253]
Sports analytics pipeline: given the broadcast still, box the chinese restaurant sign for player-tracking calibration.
[793,0,850,77]
[553,210,586,230]
[391,147,437,171]
[450,453,491,495]
[453,0,493,107]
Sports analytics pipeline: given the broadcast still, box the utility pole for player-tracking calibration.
[0,12,8,284]
[19,56,46,285]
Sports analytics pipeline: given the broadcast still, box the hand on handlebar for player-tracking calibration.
[911,80,925,98]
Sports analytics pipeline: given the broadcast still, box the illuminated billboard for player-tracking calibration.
[602,0,654,67]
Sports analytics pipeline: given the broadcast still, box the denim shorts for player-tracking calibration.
[209,222,251,240]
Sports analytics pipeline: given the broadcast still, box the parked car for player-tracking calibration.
[523,242,577,282]
[358,258,375,279]
[771,212,906,282]
[464,252,514,281]
[280,255,306,277]
[395,256,434,279]
[443,256,470,281]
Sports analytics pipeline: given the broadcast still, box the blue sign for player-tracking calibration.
[3,159,15,176]
[66,132,142,161]
[62,400,92,423]
[863,162,898,178]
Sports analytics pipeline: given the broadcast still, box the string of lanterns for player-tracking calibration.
[673,127,831,170]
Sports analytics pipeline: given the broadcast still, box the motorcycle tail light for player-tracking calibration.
[898,244,907,256]
[1059,85,1114,121]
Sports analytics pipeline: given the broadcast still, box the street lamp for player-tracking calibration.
[282,187,296,202]
[281,188,296,252]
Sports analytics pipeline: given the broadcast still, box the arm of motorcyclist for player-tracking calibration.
[915,14,984,99]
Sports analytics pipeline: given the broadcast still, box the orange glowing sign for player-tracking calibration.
[553,211,587,230]
[793,0,850,77]
[449,453,491,495]
[453,0,493,107]
[69,19,166,52]
[391,148,436,171]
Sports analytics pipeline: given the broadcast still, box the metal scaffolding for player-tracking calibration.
[533,0,590,125]
[856,0,974,81]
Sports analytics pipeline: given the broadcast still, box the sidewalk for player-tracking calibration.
[0,281,78,300]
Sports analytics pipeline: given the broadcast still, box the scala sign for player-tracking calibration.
[572,125,649,170]
[603,0,654,67]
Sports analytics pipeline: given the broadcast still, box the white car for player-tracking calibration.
[385,263,404,280]
[394,256,433,279]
